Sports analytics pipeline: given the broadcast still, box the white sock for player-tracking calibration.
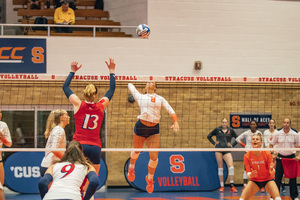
[148,174,153,180]
[220,182,224,187]
[129,163,135,169]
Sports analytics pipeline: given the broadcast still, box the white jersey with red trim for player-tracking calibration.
[236,129,262,148]
[128,83,175,123]
[0,121,12,160]
[41,126,66,168]
[43,162,88,200]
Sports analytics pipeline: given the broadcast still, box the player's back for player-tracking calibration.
[43,162,88,200]
[73,101,104,147]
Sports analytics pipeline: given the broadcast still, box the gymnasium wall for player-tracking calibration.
[4,0,300,77]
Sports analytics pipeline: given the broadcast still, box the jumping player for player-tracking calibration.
[0,109,12,200]
[62,59,115,196]
[39,141,99,200]
[207,118,238,192]
[40,109,70,176]
[127,82,179,193]
[240,133,281,200]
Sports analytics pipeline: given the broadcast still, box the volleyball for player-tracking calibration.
[136,24,150,38]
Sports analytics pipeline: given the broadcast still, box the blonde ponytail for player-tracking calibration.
[44,109,67,138]
[83,84,97,102]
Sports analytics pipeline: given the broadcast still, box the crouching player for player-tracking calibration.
[240,133,281,200]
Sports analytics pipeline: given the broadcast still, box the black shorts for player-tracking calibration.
[216,151,230,155]
[82,144,101,164]
[250,179,275,189]
[134,120,159,138]
[220,151,230,155]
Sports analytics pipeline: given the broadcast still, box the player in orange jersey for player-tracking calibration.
[240,133,281,200]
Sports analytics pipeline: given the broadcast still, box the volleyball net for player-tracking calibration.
[1,74,300,152]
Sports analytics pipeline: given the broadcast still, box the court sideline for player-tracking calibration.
[4,186,292,200]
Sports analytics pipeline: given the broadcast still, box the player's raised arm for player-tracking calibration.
[62,61,82,112]
[100,57,116,109]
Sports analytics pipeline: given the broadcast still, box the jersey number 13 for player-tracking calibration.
[82,114,99,130]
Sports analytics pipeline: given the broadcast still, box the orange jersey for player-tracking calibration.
[244,151,274,182]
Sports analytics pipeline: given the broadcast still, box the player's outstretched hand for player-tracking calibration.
[71,61,82,73]
[294,157,300,161]
[105,57,116,74]
[248,169,258,179]
[171,122,179,133]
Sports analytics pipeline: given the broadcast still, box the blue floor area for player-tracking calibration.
[4,186,291,200]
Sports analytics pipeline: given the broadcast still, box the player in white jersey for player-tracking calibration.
[127,82,179,193]
[234,120,262,191]
[263,119,282,197]
[39,141,99,200]
[40,109,70,176]
[264,119,279,149]
[0,109,12,200]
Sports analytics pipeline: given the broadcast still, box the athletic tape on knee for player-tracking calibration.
[229,166,234,175]
[218,168,223,176]
[148,159,158,168]
[0,182,2,190]
[130,151,140,159]
[274,197,281,200]
[243,170,248,179]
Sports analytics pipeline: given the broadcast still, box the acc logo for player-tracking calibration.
[10,166,40,178]
[0,47,44,63]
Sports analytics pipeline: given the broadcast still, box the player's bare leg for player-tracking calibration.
[215,152,224,191]
[223,153,237,192]
[127,133,146,182]
[145,134,160,193]
[240,181,259,200]
[265,181,281,200]
[0,163,4,188]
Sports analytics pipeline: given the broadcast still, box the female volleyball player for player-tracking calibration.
[127,82,179,193]
[240,133,281,200]
[0,109,12,200]
[40,109,70,176]
[235,120,262,190]
[207,118,238,192]
[264,119,286,192]
[39,141,99,200]
[62,58,115,177]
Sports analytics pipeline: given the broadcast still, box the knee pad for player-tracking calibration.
[130,151,140,159]
[239,199,244,200]
[148,159,158,168]
[229,166,234,176]
[243,170,248,179]
[274,197,281,200]
[218,168,223,176]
